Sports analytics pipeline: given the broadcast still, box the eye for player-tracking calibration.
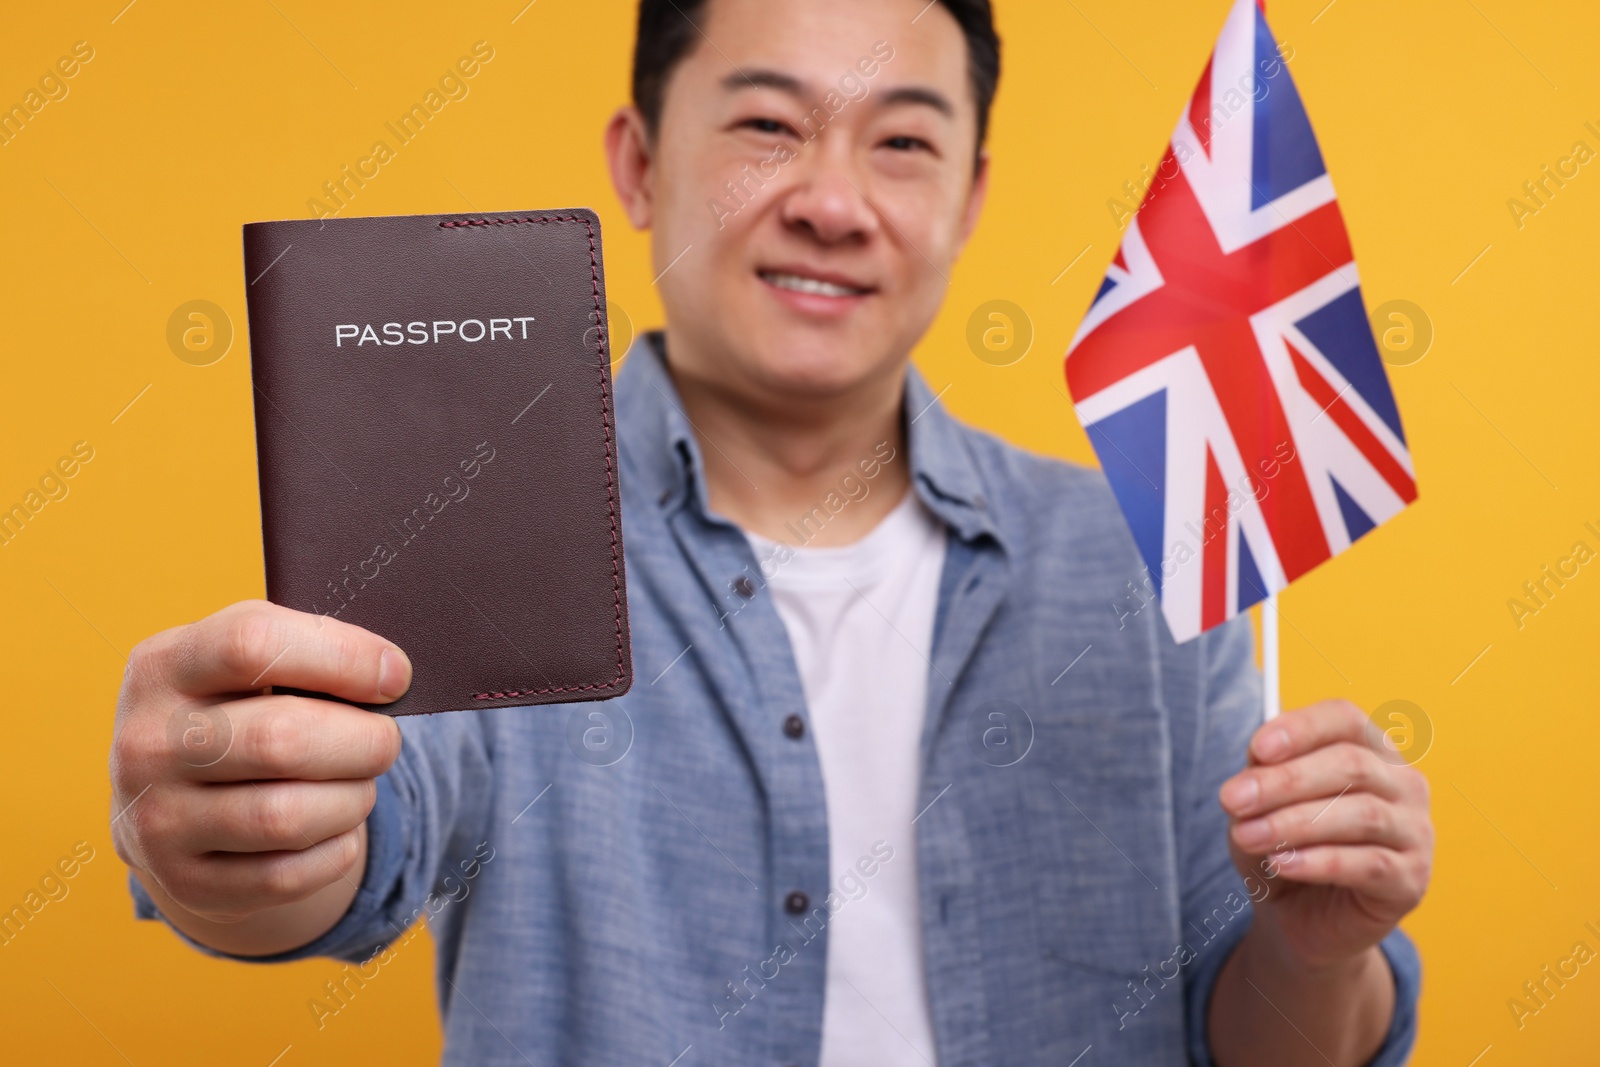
[882,135,933,153]
[740,117,791,136]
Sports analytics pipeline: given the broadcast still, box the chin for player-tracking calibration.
[742,331,891,399]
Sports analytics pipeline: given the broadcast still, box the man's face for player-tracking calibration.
[627,0,987,401]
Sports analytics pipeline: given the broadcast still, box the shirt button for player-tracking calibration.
[784,890,809,915]
[733,575,757,599]
[782,714,805,739]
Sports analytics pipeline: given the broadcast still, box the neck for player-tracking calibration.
[660,334,912,548]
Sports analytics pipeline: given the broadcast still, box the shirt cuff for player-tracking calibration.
[128,773,409,964]
[1187,919,1421,1067]
[1367,928,1422,1067]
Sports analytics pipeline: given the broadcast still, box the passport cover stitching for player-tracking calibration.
[441,214,627,700]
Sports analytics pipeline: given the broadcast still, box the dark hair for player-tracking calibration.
[631,0,1001,156]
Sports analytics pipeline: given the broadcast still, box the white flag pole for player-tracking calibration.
[1262,0,1278,718]
[1262,591,1281,720]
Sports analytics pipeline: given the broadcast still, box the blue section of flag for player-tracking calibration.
[1250,7,1326,209]
[1092,274,1118,306]
[1295,288,1407,443]
[1332,476,1378,542]
[1237,532,1267,609]
[1087,390,1168,597]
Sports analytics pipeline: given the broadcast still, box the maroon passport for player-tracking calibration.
[243,210,631,715]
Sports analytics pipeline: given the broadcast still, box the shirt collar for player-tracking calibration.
[613,331,1002,546]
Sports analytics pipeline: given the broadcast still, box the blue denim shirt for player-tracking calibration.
[134,334,1419,1066]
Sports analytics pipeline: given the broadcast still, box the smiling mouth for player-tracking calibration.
[758,270,873,298]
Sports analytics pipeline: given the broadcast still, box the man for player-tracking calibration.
[109,1,1431,1063]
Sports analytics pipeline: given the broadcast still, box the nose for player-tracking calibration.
[778,137,881,247]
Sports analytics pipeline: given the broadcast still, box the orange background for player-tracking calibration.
[1,1,1596,1063]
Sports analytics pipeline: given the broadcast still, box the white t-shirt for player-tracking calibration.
[745,489,947,1067]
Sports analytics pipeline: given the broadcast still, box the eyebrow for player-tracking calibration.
[720,68,955,118]
[877,86,954,118]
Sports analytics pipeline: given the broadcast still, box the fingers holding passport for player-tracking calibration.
[156,598,413,704]
[163,694,405,784]
[109,599,409,921]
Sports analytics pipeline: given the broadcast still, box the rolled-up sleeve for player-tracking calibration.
[130,708,494,965]
[1184,922,1422,1067]
[1173,616,1421,1066]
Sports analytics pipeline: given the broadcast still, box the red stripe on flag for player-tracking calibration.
[1286,341,1419,504]
[1202,446,1229,631]
[1196,320,1333,582]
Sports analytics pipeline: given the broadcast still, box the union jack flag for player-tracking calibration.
[1065,0,1417,643]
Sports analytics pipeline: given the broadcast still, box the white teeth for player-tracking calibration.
[762,272,865,298]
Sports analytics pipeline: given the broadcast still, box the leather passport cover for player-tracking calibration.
[243,209,631,715]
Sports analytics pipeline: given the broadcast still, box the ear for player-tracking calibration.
[604,106,656,230]
[953,150,990,255]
